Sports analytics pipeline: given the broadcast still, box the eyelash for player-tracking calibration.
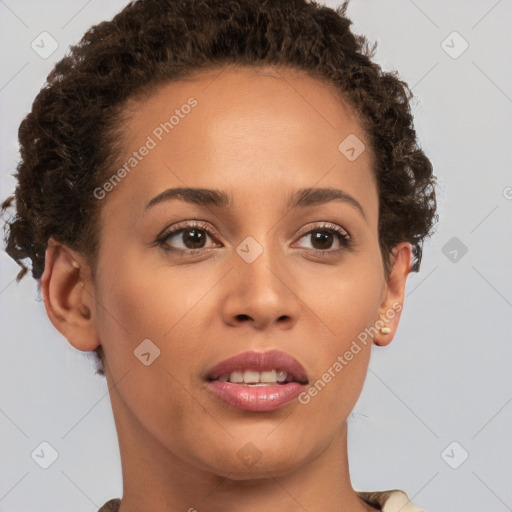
[155,220,353,256]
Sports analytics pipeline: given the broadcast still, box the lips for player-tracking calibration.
[205,350,309,412]
[206,349,309,384]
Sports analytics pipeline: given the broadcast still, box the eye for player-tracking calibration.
[155,220,353,256]
[293,223,352,254]
[156,221,220,254]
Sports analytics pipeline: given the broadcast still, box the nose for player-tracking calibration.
[220,242,301,331]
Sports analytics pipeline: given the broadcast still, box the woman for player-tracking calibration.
[2,0,437,510]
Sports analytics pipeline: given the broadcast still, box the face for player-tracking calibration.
[52,66,410,479]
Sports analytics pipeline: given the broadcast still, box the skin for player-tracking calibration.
[41,65,412,512]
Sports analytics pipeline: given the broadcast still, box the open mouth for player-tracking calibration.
[205,350,310,412]
[208,369,309,386]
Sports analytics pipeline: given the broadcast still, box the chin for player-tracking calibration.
[195,437,312,480]
[212,455,306,481]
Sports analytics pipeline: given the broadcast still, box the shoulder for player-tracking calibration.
[357,489,423,512]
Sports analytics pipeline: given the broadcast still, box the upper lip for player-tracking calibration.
[205,349,309,384]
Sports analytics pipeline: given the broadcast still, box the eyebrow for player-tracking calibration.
[145,186,366,220]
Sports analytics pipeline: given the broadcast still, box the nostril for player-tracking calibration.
[236,314,251,321]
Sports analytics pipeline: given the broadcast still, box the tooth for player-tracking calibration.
[260,370,277,383]
[225,369,291,384]
[229,371,244,383]
[276,370,288,383]
[243,370,260,384]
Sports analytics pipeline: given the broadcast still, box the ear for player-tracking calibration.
[373,242,413,347]
[40,238,100,351]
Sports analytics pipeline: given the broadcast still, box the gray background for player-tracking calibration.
[1,1,511,511]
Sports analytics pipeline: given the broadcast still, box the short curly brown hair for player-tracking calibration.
[2,0,436,284]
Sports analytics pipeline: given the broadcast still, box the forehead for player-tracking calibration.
[123,65,365,153]
[103,65,377,221]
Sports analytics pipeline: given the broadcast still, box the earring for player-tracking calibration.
[380,326,391,335]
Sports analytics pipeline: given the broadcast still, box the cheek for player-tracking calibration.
[295,256,384,418]
[94,250,203,346]
[92,253,208,449]
[93,248,228,384]
[305,254,384,343]
[91,249,173,384]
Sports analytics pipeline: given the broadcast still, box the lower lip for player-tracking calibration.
[207,381,306,412]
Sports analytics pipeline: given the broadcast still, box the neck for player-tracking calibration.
[107,378,374,512]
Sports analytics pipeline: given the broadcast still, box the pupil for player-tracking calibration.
[181,229,334,250]
[313,231,332,250]
[184,229,205,248]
